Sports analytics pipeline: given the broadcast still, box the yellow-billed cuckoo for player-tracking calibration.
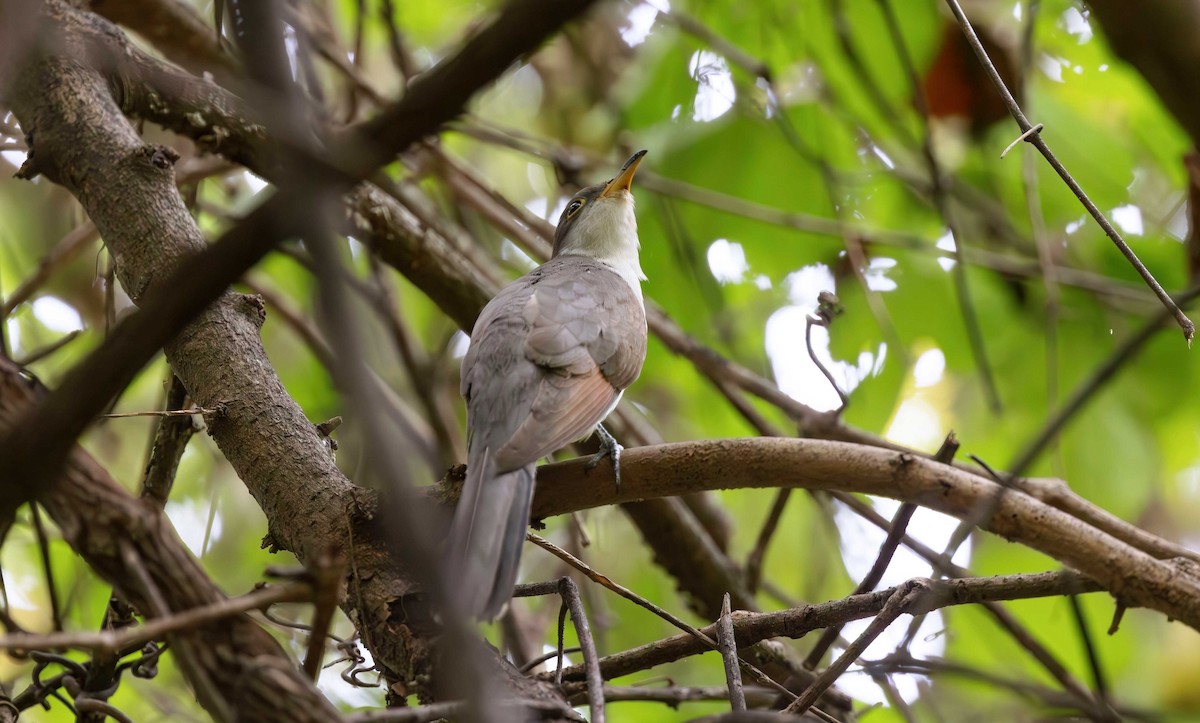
[445,151,649,620]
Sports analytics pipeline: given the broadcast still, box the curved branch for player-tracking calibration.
[532,438,1200,630]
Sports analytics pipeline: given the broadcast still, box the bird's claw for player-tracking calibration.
[586,424,623,493]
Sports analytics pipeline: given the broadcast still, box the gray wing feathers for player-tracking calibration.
[446,255,646,619]
[463,255,646,471]
[501,255,646,466]
[493,367,617,470]
[523,256,647,391]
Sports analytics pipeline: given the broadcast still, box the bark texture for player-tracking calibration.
[0,358,339,721]
[1,0,598,711]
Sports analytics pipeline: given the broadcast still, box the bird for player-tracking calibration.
[444,150,649,620]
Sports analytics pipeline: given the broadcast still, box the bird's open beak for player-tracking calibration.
[600,149,648,198]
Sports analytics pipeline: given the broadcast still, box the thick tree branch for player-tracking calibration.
[0,0,600,707]
[14,1,1193,712]
[0,358,338,721]
[0,0,601,503]
[531,438,1200,631]
[88,0,240,85]
[2,2,1194,717]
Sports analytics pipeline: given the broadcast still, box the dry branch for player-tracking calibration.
[546,570,1098,685]
[7,1,1195,718]
[89,0,239,85]
[0,357,337,721]
[0,0,602,709]
[944,0,1194,340]
[532,438,1200,630]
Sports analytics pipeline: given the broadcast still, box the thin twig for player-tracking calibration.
[559,578,604,722]
[1010,284,1200,476]
[1068,594,1109,701]
[13,330,81,366]
[1001,123,1044,158]
[515,578,605,721]
[943,0,1194,342]
[744,489,791,595]
[0,583,311,655]
[526,533,810,708]
[805,291,848,411]
[29,505,63,632]
[554,593,569,686]
[716,593,745,712]
[786,580,928,715]
[515,645,582,674]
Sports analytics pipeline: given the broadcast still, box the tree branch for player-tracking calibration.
[89,0,239,85]
[545,570,1099,683]
[531,438,1200,630]
[0,357,338,721]
[0,0,600,705]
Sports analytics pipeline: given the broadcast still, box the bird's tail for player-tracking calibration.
[442,446,535,620]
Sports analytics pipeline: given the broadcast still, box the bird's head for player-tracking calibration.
[552,150,647,262]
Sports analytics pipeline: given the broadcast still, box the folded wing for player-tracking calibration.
[489,255,647,470]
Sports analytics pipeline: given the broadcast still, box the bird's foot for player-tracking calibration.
[585,424,623,493]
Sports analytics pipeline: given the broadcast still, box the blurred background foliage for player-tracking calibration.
[2,0,1199,719]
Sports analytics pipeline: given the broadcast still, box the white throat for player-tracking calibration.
[559,196,646,305]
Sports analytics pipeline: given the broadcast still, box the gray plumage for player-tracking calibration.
[444,154,649,620]
[446,255,647,619]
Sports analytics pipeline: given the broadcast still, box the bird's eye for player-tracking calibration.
[567,199,584,217]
